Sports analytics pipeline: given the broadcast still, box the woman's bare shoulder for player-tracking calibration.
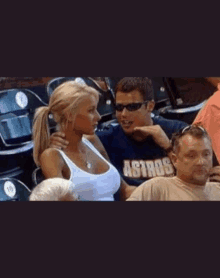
[39,148,64,178]
[40,147,61,158]
[40,148,64,166]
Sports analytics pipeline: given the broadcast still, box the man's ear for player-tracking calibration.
[146,100,155,112]
[170,151,178,169]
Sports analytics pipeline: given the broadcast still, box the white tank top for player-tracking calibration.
[57,137,121,201]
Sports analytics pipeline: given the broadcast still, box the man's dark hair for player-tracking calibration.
[115,77,154,101]
[171,125,212,154]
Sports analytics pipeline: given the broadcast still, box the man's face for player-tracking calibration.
[172,134,213,185]
[115,90,154,136]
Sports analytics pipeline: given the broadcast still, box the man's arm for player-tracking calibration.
[50,132,69,150]
[133,125,173,160]
[126,181,150,201]
[133,125,171,150]
[127,179,161,201]
[126,186,144,201]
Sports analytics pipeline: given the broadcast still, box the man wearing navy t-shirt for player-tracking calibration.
[50,77,187,199]
[96,77,187,187]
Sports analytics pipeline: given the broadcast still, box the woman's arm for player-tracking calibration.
[39,148,65,179]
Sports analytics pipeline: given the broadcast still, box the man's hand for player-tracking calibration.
[209,166,220,183]
[133,125,171,150]
[50,132,69,150]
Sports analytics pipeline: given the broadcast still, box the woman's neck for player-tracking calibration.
[61,127,84,152]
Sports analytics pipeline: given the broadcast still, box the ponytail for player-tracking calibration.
[32,106,50,166]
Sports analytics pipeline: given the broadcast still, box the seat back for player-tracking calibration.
[0,88,56,152]
[32,167,45,187]
[158,100,207,124]
[151,77,171,111]
[156,78,209,124]
[0,178,31,201]
[0,88,56,189]
[0,88,47,148]
[46,77,75,98]
[103,77,116,97]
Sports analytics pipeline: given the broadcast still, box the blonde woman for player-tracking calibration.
[29,178,79,201]
[33,81,135,201]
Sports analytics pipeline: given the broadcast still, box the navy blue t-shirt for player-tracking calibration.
[96,115,187,195]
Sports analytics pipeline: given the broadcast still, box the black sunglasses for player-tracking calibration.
[114,101,148,112]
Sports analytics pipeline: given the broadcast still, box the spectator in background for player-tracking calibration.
[29,178,79,201]
[193,81,220,181]
[127,125,220,201]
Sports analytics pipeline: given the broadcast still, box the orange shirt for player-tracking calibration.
[193,83,220,164]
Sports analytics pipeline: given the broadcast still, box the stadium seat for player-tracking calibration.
[46,77,116,125]
[0,178,31,201]
[158,100,207,124]
[157,78,208,124]
[0,88,56,188]
[32,167,45,187]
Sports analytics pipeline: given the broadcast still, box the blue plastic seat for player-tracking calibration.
[46,77,115,124]
[0,178,31,201]
[32,167,45,187]
[0,88,56,187]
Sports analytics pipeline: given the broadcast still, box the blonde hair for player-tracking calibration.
[32,81,99,166]
[29,178,79,201]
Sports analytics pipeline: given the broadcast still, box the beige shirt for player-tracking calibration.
[127,176,220,201]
